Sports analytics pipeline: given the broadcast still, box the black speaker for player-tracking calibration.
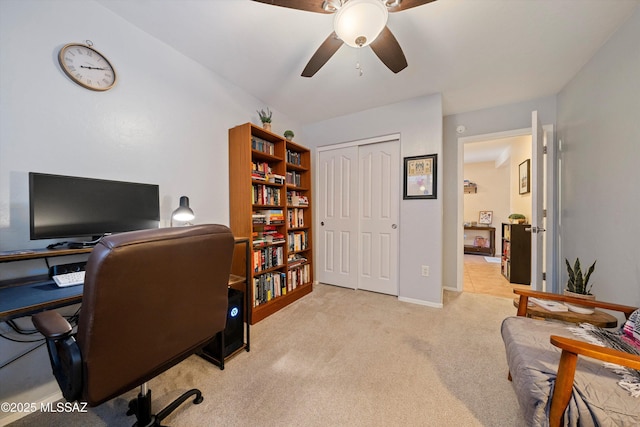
[203,288,244,361]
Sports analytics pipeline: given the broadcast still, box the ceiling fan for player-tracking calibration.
[252,0,437,77]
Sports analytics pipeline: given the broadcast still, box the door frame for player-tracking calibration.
[316,133,401,291]
[454,125,557,292]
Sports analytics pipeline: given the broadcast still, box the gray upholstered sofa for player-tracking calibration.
[501,289,640,427]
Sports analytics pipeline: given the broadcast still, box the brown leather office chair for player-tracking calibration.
[32,224,234,426]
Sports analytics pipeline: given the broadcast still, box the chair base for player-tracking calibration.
[127,386,203,427]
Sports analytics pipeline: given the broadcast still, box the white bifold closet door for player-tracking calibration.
[317,139,399,295]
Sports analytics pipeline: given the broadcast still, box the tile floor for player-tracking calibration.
[463,254,530,299]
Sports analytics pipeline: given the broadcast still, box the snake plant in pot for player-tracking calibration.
[564,258,597,313]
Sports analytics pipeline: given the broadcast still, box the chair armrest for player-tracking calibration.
[548,335,640,427]
[31,310,83,402]
[32,310,73,339]
[550,335,640,369]
[514,289,637,319]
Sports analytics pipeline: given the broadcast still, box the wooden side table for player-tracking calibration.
[513,298,618,328]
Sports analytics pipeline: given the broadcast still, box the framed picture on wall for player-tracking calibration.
[478,210,493,225]
[403,154,437,199]
[519,159,530,194]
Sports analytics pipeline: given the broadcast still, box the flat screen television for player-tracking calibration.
[29,172,160,242]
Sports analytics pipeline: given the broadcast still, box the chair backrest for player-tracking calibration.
[76,224,234,405]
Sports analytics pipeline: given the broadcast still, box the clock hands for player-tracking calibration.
[80,65,108,71]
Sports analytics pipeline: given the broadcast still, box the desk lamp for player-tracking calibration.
[171,196,195,226]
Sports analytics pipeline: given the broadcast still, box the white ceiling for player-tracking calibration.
[464,135,529,164]
[96,0,638,124]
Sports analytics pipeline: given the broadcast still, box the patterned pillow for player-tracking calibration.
[622,309,640,350]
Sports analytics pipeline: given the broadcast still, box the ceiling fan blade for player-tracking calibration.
[301,32,344,77]
[369,26,407,73]
[251,0,332,14]
[388,0,437,13]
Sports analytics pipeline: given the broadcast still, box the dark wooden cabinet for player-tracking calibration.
[464,226,495,256]
[501,223,531,284]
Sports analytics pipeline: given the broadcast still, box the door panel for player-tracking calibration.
[358,141,399,295]
[317,147,359,288]
[530,111,545,290]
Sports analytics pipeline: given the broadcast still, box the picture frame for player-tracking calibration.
[478,210,493,225]
[403,154,437,199]
[519,159,530,194]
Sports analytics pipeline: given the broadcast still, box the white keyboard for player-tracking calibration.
[52,271,85,287]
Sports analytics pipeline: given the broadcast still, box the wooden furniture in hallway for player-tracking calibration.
[463,225,495,256]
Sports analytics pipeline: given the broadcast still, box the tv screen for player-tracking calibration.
[29,172,160,240]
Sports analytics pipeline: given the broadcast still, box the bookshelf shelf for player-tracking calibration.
[229,123,313,324]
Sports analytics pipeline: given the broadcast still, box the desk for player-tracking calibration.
[0,239,250,328]
[512,298,618,328]
[0,248,91,322]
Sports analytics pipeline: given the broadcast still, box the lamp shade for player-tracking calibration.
[334,0,388,48]
[172,196,195,222]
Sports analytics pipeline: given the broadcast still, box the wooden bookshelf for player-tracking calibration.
[501,223,531,284]
[228,123,313,324]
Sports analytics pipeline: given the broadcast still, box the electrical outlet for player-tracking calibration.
[421,265,429,277]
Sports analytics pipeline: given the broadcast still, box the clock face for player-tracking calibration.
[58,44,116,91]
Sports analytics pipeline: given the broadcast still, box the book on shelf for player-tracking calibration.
[252,225,285,246]
[286,149,302,166]
[285,171,302,187]
[287,230,308,252]
[251,136,275,155]
[252,185,281,206]
[270,174,285,185]
[287,208,305,228]
[287,190,308,206]
[287,253,307,268]
[253,271,287,307]
[529,297,569,312]
[251,161,271,181]
[255,209,284,225]
[252,213,266,224]
[253,246,284,272]
[287,264,310,291]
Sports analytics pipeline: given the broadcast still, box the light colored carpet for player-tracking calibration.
[8,284,525,427]
[484,257,501,263]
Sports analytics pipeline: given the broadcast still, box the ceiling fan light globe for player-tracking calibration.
[334,0,389,48]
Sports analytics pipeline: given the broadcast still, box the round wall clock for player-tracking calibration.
[58,42,117,91]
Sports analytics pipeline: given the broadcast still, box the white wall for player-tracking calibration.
[0,0,301,419]
[556,6,640,305]
[302,95,444,306]
[509,138,533,221]
[463,161,510,237]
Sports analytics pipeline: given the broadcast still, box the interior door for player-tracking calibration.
[317,147,359,288]
[529,110,545,290]
[358,141,399,295]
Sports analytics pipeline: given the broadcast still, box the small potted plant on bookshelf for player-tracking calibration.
[564,258,597,313]
[284,130,294,141]
[257,108,272,131]
[508,213,526,224]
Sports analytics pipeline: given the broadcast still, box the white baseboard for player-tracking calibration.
[398,296,443,308]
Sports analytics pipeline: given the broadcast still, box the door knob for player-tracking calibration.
[525,226,546,234]
[391,224,397,229]
[321,221,325,226]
